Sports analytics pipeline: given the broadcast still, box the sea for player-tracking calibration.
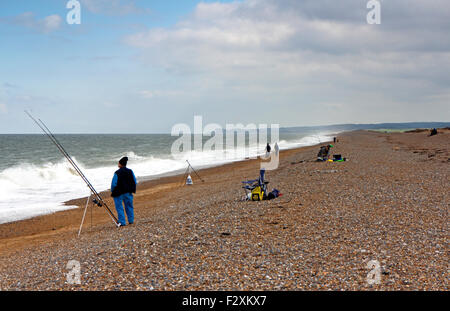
[0,122,447,224]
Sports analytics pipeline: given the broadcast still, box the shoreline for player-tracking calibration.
[0,132,336,226]
[0,133,337,225]
[0,137,332,255]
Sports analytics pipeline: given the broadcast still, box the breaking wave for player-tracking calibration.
[0,133,332,224]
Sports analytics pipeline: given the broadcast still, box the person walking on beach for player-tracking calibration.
[266,143,271,153]
[111,157,137,226]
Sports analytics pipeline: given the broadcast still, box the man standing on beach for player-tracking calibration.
[111,157,137,226]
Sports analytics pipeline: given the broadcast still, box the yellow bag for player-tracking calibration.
[251,186,264,201]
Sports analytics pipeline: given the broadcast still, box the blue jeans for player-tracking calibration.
[113,193,134,225]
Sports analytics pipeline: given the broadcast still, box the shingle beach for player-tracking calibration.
[0,130,448,290]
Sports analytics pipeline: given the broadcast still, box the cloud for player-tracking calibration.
[2,12,62,34]
[80,0,150,16]
[126,0,450,61]
[123,0,450,125]
[41,15,63,33]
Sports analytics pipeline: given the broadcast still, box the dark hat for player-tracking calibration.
[119,157,128,166]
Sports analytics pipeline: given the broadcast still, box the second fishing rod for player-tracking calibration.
[25,111,120,226]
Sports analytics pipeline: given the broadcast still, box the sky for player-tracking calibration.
[0,0,449,133]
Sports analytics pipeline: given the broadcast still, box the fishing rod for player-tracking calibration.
[186,160,204,183]
[25,111,120,227]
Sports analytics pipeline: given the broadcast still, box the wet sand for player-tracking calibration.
[0,129,448,290]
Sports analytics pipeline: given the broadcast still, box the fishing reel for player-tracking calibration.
[92,199,103,207]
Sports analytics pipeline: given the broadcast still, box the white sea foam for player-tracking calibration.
[0,133,332,224]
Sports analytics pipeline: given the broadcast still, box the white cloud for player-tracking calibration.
[124,0,450,125]
[3,12,62,34]
[41,15,63,33]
